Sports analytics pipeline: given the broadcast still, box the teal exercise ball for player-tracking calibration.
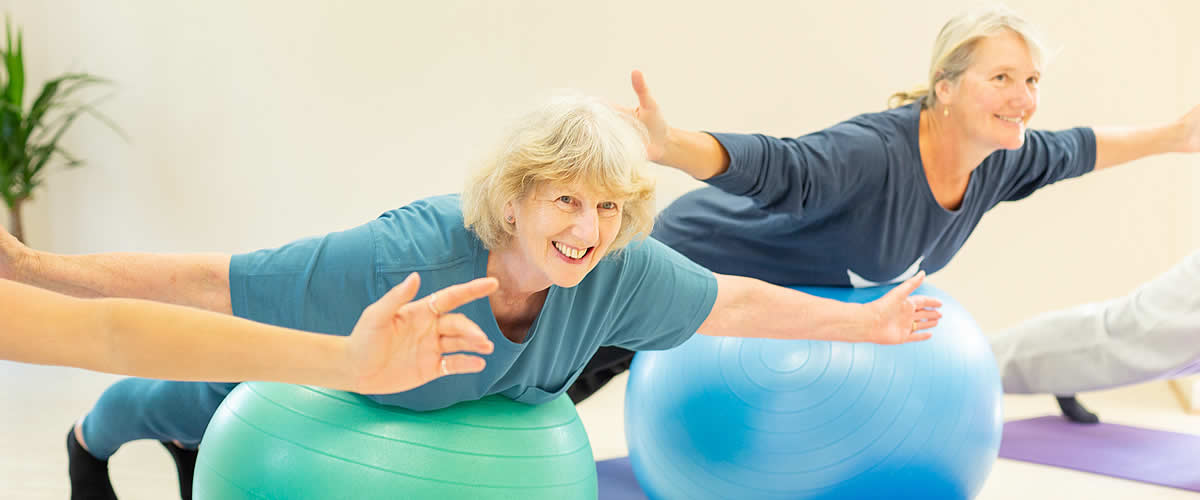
[626,284,1003,499]
[194,382,596,499]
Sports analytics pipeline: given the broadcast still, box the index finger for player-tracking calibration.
[426,277,500,313]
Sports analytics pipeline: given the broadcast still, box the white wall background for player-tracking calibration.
[0,0,1196,333]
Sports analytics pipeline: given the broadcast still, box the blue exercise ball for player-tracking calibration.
[625,284,1002,500]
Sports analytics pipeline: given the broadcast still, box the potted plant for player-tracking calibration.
[0,17,122,242]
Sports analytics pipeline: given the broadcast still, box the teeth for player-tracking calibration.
[554,242,587,259]
[997,115,1023,124]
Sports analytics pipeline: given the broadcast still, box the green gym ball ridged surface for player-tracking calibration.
[193,382,597,499]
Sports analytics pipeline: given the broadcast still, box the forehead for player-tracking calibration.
[970,30,1040,73]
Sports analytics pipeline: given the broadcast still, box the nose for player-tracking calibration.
[1011,83,1036,111]
[570,207,600,245]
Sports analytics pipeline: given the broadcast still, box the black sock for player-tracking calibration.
[160,441,198,500]
[1056,395,1100,424]
[66,427,118,500]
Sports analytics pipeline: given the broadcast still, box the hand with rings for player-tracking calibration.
[344,272,499,395]
[426,293,453,377]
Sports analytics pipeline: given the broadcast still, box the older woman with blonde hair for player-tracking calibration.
[570,7,1200,422]
[0,94,942,499]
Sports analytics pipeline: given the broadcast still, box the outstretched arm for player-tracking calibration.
[0,227,232,313]
[698,272,942,344]
[0,274,498,394]
[1093,103,1200,171]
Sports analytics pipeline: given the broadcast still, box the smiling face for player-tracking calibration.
[504,182,624,288]
[941,29,1041,151]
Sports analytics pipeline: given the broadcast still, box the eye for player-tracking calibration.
[993,74,1008,82]
[598,201,621,217]
[1026,76,1039,86]
[557,195,574,204]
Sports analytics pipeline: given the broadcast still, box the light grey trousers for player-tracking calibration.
[992,250,1200,395]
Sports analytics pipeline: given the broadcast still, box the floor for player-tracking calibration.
[2,362,1197,499]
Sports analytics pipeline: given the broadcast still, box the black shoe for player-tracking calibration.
[160,441,198,500]
[1056,394,1100,424]
[66,427,118,500]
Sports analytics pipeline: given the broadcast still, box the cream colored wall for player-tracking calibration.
[0,0,1195,332]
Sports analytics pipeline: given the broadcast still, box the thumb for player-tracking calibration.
[631,70,658,110]
[887,271,925,301]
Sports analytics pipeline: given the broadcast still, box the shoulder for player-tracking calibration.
[372,194,480,267]
[836,103,918,146]
[591,237,714,284]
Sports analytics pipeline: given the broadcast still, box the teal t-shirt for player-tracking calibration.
[229,194,718,410]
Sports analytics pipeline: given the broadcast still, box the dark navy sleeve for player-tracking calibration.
[703,124,886,218]
[607,238,719,351]
[228,222,379,336]
[1000,127,1097,202]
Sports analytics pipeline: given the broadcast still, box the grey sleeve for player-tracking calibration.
[1000,127,1097,202]
[704,125,884,218]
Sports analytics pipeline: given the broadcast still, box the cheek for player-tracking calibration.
[599,219,623,247]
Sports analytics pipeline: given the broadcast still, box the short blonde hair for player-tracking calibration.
[462,94,656,254]
[890,7,1047,109]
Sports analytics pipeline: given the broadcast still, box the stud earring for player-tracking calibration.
[506,215,515,223]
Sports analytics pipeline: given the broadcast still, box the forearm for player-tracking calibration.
[698,274,870,342]
[22,250,232,313]
[660,128,731,180]
[2,279,353,389]
[99,298,354,388]
[1093,121,1187,171]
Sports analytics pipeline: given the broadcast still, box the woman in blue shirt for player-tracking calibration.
[572,7,1200,423]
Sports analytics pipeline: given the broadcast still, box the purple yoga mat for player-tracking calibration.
[597,457,647,500]
[999,416,1200,492]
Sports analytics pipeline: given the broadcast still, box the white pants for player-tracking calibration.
[992,250,1200,394]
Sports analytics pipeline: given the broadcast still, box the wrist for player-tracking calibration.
[1167,119,1191,153]
[334,337,364,393]
[11,247,40,282]
[855,303,880,343]
[657,126,681,165]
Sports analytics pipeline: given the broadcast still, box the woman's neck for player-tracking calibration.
[486,246,551,315]
[918,108,995,210]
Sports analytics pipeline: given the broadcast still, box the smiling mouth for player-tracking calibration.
[996,114,1024,124]
[553,241,593,261]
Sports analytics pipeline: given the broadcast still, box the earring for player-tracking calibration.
[505,215,514,223]
[943,105,950,117]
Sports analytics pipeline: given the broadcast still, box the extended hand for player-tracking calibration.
[614,70,671,162]
[348,273,499,394]
[863,272,943,344]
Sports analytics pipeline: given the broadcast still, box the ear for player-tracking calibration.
[934,77,956,107]
[503,200,515,221]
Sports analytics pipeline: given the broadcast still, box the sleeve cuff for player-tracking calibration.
[703,132,764,197]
